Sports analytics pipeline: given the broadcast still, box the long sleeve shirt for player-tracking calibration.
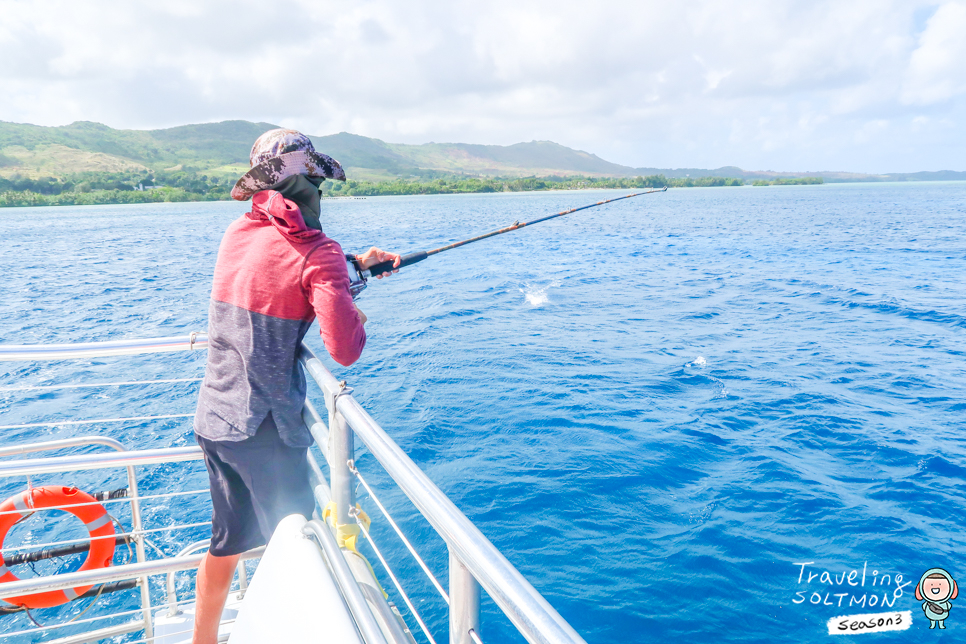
[194,190,365,447]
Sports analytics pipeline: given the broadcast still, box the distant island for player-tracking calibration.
[0,120,961,208]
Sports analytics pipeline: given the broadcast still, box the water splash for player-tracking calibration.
[519,281,560,307]
[687,356,707,368]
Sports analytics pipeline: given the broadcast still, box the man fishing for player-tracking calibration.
[190,129,400,644]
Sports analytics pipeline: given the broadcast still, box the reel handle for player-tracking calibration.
[365,251,428,277]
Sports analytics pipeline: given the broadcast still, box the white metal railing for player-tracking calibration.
[0,377,203,393]
[0,436,159,637]
[0,333,208,361]
[165,540,251,617]
[301,519,393,644]
[0,488,210,520]
[0,549,262,601]
[299,344,587,644]
[0,334,587,644]
[0,440,237,643]
[0,438,209,642]
[5,590,244,643]
[0,446,203,477]
[0,415,195,431]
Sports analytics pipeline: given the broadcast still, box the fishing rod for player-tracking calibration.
[346,186,667,298]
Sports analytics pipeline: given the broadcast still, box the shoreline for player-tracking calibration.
[5,177,966,210]
[0,174,818,209]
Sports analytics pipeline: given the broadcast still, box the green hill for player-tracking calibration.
[310,132,421,179]
[1,119,962,190]
[383,139,633,177]
[0,120,278,175]
[0,119,642,180]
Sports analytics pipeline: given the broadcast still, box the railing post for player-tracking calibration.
[449,548,481,644]
[325,382,355,525]
[126,463,154,638]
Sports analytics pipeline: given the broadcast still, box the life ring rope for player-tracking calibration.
[0,486,117,609]
[0,500,110,518]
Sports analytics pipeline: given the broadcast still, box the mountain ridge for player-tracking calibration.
[1,119,963,182]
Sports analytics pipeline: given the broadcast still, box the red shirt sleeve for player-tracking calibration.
[301,240,367,366]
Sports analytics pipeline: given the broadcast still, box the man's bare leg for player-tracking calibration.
[192,552,241,644]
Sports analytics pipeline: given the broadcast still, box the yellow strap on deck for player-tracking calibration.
[321,501,387,598]
[322,501,371,552]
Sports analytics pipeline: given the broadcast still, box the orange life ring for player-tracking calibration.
[0,486,116,609]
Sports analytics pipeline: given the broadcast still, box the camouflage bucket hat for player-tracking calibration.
[231,128,346,201]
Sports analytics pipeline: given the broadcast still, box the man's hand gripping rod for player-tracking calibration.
[345,186,667,298]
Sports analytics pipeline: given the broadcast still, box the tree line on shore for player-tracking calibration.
[0,170,821,208]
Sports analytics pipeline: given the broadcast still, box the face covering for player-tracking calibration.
[267,174,325,230]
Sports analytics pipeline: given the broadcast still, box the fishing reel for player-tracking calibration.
[345,254,368,300]
[345,250,426,300]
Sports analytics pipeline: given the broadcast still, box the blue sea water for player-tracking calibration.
[0,182,965,642]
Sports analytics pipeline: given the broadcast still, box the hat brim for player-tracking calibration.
[231,149,346,201]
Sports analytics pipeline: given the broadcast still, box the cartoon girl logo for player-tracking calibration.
[916,568,958,629]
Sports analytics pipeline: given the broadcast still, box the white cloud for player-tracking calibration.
[0,0,963,172]
[902,1,966,105]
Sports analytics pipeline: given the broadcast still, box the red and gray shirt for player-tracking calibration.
[194,190,365,448]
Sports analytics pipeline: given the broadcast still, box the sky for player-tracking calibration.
[1,0,964,173]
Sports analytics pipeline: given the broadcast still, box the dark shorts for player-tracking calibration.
[196,414,317,557]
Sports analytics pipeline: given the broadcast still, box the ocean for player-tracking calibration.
[0,182,965,642]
